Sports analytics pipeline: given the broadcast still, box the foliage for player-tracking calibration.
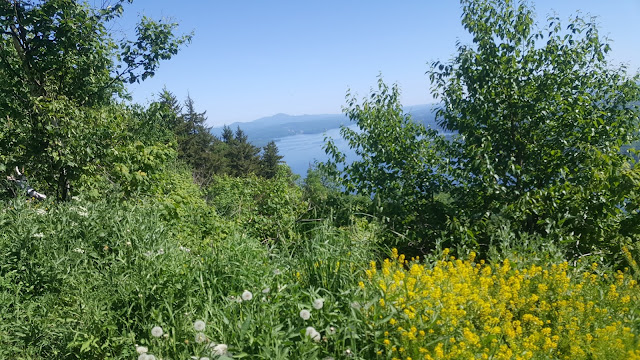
[0,196,380,359]
[206,169,306,242]
[261,140,284,179]
[362,249,640,359]
[323,0,640,259]
[323,78,452,249]
[302,165,371,228]
[427,0,640,255]
[0,0,191,199]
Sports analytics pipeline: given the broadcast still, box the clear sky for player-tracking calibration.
[113,1,640,127]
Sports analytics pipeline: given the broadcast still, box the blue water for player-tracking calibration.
[275,125,359,177]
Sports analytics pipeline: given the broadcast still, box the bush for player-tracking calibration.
[360,249,640,359]
[206,171,306,242]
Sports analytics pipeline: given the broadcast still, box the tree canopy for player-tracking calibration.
[0,0,191,199]
[326,0,640,257]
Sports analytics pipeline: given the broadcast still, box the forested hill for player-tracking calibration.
[211,104,441,146]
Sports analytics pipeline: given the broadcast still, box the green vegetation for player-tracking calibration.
[1,0,639,359]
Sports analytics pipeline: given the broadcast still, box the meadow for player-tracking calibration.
[1,172,638,359]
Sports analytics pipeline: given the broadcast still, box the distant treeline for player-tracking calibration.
[158,89,285,185]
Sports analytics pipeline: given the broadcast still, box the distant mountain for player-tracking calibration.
[211,104,441,146]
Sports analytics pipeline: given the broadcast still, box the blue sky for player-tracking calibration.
[114,1,640,127]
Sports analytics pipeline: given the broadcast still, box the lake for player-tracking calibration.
[275,125,359,177]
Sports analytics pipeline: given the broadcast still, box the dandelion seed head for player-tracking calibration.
[151,326,163,338]
[299,309,311,320]
[241,290,253,301]
[305,326,321,342]
[195,332,207,343]
[135,345,148,354]
[313,298,324,309]
[193,320,206,331]
[212,343,228,356]
[262,288,270,294]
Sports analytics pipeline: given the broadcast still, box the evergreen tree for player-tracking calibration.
[173,95,219,185]
[221,125,235,144]
[260,141,283,179]
[227,127,261,177]
[157,87,183,131]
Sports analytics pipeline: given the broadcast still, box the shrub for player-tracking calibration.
[361,249,640,359]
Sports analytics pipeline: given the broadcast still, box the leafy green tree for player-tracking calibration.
[260,140,284,179]
[0,0,191,199]
[324,78,451,248]
[428,0,640,254]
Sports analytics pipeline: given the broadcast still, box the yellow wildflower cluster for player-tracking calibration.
[363,249,640,359]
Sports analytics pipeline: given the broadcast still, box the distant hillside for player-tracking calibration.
[211,104,441,146]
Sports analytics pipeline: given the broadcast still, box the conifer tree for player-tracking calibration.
[260,141,283,179]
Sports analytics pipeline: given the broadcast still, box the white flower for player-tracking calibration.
[328,326,336,335]
[157,248,164,255]
[299,309,311,320]
[241,290,253,301]
[179,246,191,253]
[77,210,89,217]
[35,209,47,215]
[305,326,321,342]
[151,326,163,338]
[73,248,85,254]
[135,345,148,354]
[193,320,206,331]
[312,298,324,310]
[212,343,228,356]
[32,233,44,238]
[125,241,132,246]
[195,332,207,343]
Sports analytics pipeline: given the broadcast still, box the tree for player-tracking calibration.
[428,0,640,254]
[0,0,191,199]
[324,78,451,247]
[226,127,261,177]
[260,140,283,179]
[174,95,221,185]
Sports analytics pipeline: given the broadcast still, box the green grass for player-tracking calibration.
[1,194,638,359]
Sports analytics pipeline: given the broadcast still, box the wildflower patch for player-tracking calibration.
[362,249,640,360]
